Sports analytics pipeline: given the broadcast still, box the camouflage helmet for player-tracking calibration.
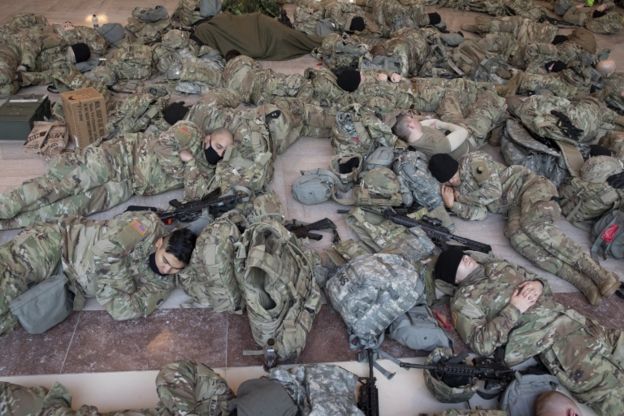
[330,152,363,186]
[355,167,403,206]
[364,146,396,170]
[424,348,478,403]
[161,29,190,49]
[504,119,560,157]
[580,155,624,183]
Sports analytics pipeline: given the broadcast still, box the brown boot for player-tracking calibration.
[559,264,603,306]
[577,255,621,297]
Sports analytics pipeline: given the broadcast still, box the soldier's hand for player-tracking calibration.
[376,72,388,82]
[510,282,541,313]
[179,149,194,162]
[441,185,455,208]
[518,280,544,298]
[390,72,402,83]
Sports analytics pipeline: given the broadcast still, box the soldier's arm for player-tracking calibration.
[457,168,502,206]
[182,158,217,201]
[449,201,489,220]
[452,297,522,357]
[96,273,174,320]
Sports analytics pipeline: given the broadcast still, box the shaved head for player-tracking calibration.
[204,127,234,156]
[535,391,582,416]
[596,59,616,77]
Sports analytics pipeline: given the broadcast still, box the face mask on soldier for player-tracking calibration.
[204,145,223,165]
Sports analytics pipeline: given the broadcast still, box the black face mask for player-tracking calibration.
[148,253,167,276]
[204,145,223,165]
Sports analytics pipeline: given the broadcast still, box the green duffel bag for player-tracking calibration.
[9,272,73,334]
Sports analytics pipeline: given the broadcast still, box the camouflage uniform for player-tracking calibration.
[598,72,624,114]
[560,2,624,34]
[293,0,379,36]
[364,0,431,36]
[451,151,619,304]
[440,0,545,20]
[509,95,624,144]
[0,121,214,230]
[0,360,231,415]
[221,0,282,17]
[0,211,173,336]
[412,78,506,147]
[268,364,364,415]
[451,258,624,415]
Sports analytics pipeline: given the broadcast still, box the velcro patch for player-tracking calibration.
[129,219,147,236]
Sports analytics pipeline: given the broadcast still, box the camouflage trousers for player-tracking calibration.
[505,71,583,99]
[0,150,134,230]
[540,321,624,415]
[438,86,506,148]
[0,223,63,335]
[503,177,615,303]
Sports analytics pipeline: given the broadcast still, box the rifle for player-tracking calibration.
[285,218,340,243]
[399,356,515,384]
[357,350,380,416]
[126,187,251,224]
[379,208,492,253]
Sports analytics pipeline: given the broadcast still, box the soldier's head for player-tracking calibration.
[204,127,234,165]
[348,16,366,32]
[336,68,362,92]
[535,391,582,416]
[151,228,198,275]
[66,42,91,64]
[596,59,616,77]
[428,153,460,186]
[434,247,479,285]
[392,113,422,143]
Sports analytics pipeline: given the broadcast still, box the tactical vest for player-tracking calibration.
[393,150,443,211]
[178,218,243,313]
[326,253,425,350]
[172,0,203,27]
[560,177,622,227]
[235,219,322,360]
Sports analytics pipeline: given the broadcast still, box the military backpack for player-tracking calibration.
[591,209,624,260]
[235,219,322,360]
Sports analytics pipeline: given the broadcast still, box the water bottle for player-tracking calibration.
[92,14,99,28]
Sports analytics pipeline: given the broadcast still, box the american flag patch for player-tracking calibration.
[129,219,147,236]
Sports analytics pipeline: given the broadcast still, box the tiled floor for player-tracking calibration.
[0,2,621,415]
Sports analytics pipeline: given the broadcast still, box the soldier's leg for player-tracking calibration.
[516,72,580,99]
[505,205,602,305]
[0,181,134,231]
[0,223,63,335]
[0,146,115,220]
[518,180,621,297]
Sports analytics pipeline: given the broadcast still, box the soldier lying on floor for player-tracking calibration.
[433,247,624,416]
[428,152,621,305]
[0,122,233,230]
[0,211,197,336]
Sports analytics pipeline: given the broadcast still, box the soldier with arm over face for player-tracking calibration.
[0,211,197,336]
[434,247,624,416]
[428,152,620,305]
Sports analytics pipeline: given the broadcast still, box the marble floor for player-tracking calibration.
[0,1,622,415]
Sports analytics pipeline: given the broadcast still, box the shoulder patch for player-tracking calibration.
[471,160,491,184]
[129,219,147,236]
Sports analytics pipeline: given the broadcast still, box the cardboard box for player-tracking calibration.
[0,95,51,140]
[61,87,107,148]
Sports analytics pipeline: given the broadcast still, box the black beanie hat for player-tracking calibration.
[428,153,459,183]
[552,35,568,45]
[434,246,465,285]
[163,101,190,125]
[70,43,91,63]
[336,68,361,92]
[589,144,613,158]
[349,16,366,32]
[428,12,442,26]
[545,60,567,73]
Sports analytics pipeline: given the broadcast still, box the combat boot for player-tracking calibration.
[558,264,602,306]
[576,255,621,297]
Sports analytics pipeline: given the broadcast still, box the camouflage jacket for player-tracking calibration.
[131,121,216,201]
[452,152,533,220]
[451,259,588,365]
[59,211,173,320]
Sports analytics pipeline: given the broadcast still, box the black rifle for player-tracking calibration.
[285,218,340,243]
[399,356,515,384]
[358,350,380,416]
[126,188,250,224]
[380,208,492,253]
